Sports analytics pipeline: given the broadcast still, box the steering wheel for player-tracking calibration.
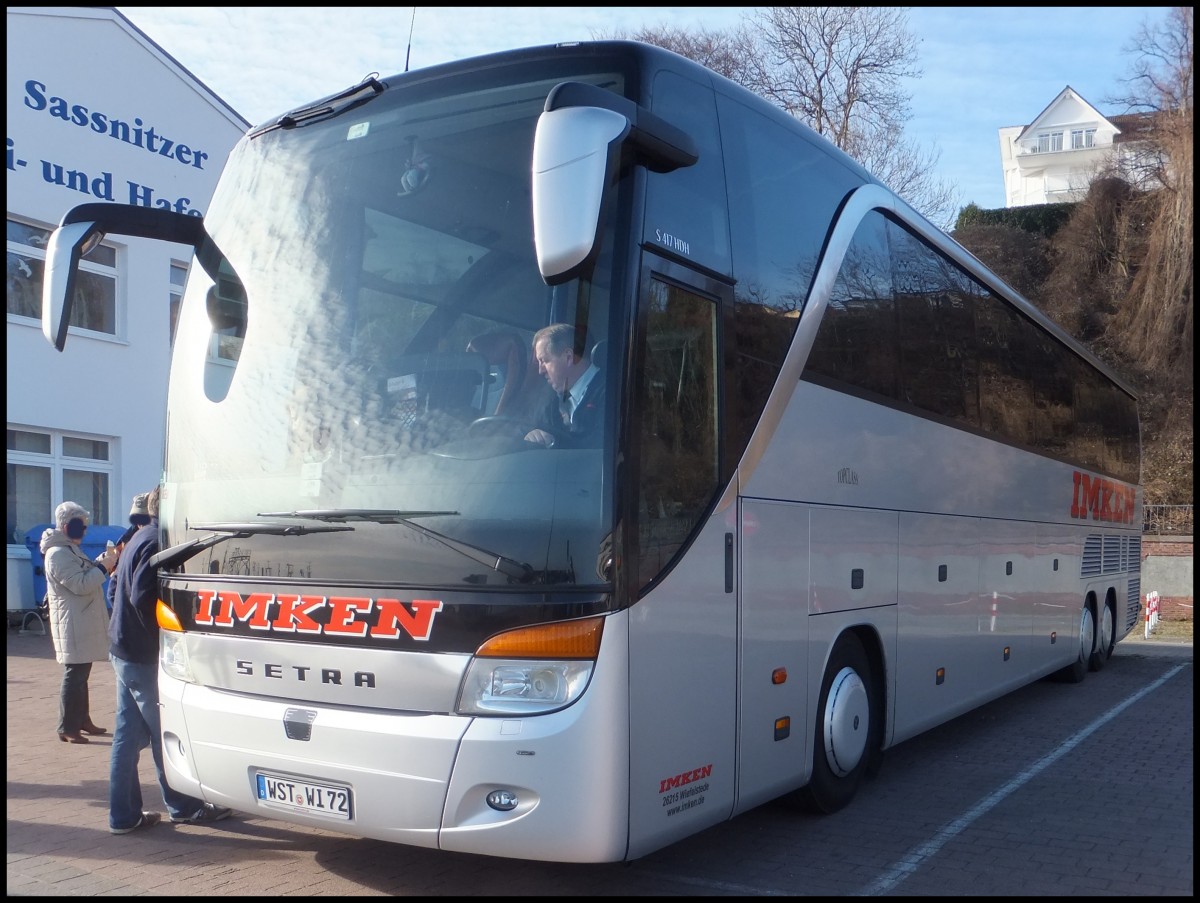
[467,416,540,441]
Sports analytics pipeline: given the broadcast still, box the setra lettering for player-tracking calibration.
[235,659,376,687]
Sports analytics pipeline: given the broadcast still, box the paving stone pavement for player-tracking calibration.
[6,624,395,897]
[8,616,1193,896]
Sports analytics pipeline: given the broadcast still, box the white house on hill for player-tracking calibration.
[998,86,1154,208]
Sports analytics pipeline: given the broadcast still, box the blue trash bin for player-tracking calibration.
[22,524,53,610]
[82,525,127,610]
[24,523,127,611]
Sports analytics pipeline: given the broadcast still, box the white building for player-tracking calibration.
[998,85,1152,208]
[6,7,248,610]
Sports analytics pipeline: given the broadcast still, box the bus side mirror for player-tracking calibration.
[42,220,105,351]
[532,105,629,286]
[532,82,698,286]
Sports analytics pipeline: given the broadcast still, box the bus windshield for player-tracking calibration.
[163,64,626,589]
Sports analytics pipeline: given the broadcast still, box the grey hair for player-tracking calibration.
[533,323,591,359]
[54,501,90,529]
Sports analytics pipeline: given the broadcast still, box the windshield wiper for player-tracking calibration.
[260,509,457,524]
[263,509,535,582]
[150,521,354,571]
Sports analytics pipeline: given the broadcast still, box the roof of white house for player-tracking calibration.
[1014,86,1113,142]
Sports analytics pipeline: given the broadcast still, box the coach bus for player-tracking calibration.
[41,40,1142,863]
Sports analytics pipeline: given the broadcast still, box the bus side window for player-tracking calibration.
[633,276,720,591]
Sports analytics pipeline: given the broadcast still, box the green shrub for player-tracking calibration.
[954,201,1076,238]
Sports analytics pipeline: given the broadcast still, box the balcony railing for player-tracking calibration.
[1142,504,1194,536]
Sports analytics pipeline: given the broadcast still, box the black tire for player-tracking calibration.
[1090,598,1116,672]
[1053,602,1094,683]
[796,632,880,814]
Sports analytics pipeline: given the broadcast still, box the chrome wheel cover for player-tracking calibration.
[1079,606,1095,661]
[823,667,869,777]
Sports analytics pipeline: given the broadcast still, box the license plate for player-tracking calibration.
[255,772,352,820]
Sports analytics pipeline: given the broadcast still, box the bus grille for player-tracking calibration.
[1125,534,1141,572]
[1081,535,1103,578]
[1102,535,1122,573]
[1126,577,1141,632]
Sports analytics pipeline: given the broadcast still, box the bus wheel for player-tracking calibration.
[1054,603,1094,683]
[1090,599,1115,672]
[797,632,878,814]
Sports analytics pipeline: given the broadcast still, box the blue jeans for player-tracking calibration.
[109,654,206,830]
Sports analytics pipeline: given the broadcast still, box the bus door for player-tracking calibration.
[624,254,737,858]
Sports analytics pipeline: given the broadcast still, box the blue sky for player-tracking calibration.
[118,6,1173,215]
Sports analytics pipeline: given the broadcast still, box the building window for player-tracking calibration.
[1071,128,1096,149]
[1035,131,1064,153]
[6,218,119,335]
[6,427,113,546]
[169,260,188,345]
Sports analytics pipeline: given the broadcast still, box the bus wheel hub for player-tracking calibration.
[824,667,869,777]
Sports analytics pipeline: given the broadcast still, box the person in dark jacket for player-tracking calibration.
[40,501,120,743]
[107,486,233,834]
[105,492,152,613]
[523,323,606,448]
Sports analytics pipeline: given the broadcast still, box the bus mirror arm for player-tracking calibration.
[542,81,698,172]
[41,203,233,351]
[533,82,699,285]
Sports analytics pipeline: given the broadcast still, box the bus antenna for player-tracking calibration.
[405,7,417,72]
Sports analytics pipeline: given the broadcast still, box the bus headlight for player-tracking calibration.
[455,616,604,716]
[159,630,195,683]
[458,659,594,715]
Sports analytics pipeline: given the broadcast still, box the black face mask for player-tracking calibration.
[65,518,87,540]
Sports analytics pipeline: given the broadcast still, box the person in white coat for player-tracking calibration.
[40,500,120,743]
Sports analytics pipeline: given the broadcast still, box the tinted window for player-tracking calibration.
[890,222,979,424]
[805,212,897,401]
[718,92,862,453]
[633,275,720,591]
[801,209,1139,482]
[644,71,730,275]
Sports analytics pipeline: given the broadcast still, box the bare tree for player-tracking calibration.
[597,23,756,83]
[743,8,915,149]
[602,9,958,228]
[744,7,956,226]
[1107,6,1193,379]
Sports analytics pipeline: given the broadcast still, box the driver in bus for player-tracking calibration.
[523,323,605,448]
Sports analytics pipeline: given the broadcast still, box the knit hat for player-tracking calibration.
[128,492,152,527]
[129,493,150,518]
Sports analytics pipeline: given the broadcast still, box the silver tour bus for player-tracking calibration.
[42,40,1142,863]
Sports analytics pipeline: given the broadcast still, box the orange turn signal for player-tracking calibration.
[156,600,184,632]
[476,617,604,659]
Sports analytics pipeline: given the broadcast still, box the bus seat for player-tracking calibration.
[467,331,531,417]
[590,339,608,370]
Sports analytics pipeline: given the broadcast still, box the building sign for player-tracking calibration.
[9,78,221,215]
